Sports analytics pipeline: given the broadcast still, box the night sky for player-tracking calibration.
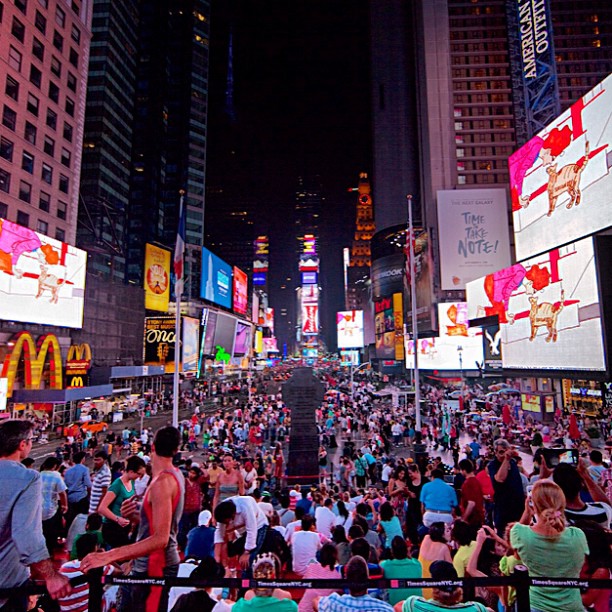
[206,0,372,349]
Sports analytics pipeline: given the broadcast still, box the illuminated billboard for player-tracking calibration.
[232,266,248,315]
[200,247,232,309]
[375,297,395,360]
[234,321,252,356]
[144,317,176,373]
[144,243,171,312]
[301,284,319,304]
[302,304,319,335]
[182,316,199,373]
[337,310,364,349]
[0,219,87,328]
[466,237,605,371]
[302,271,317,285]
[436,189,511,289]
[213,313,237,359]
[510,74,612,261]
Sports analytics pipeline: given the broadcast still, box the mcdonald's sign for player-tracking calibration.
[1,332,63,397]
[65,343,92,376]
[67,375,85,388]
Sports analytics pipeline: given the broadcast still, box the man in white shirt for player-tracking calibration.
[315,498,336,538]
[290,515,321,576]
[214,495,269,569]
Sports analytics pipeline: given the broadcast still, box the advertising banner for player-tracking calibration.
[522,393,541,413]
[371,254,404,301]
[144,244,171,312]
[374,297,395,360]
[393,293,405,361]
[213,313,237,361]
[340,350,360,366]
[482,322,503,371]
[436,189,512,289]
[263,337,279,353]
[301,271,317,285]
[302,304,319,335]
[143,317,176,373]
[0,219,87,328]
[234,321,252,356]
[510,74,612,261]
[202,310,217,357]
[200,247,232,309]
[601,382,612,410]
[301,285,319,305]
[405,229,435,331]
[467,237,605,371]
[232,266,248,315]
[182,316,199,373]
[337,310,364,349]
[264,308,275,332]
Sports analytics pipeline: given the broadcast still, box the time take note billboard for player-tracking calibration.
[337,310,364,349]
[466,237,605,371]
[200,247,232,309]
[509,74,612,261]
[0,219,87,328]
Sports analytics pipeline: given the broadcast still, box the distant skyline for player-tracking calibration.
[206,0,372,349]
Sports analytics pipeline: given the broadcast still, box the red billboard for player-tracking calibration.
[232,266,248,315]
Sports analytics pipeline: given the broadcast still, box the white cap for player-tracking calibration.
[198,510,212,526]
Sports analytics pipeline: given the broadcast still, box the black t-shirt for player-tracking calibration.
[487,458,525,520]
[171,590,217,612]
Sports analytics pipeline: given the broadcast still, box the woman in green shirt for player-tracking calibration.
[98,455,146,548]
[510,479,589,612]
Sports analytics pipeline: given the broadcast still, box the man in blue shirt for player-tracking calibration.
[63,451,92,529]
[420,469,457,527]
[185,510,215,559]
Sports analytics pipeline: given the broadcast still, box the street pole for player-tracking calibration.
[407,195,421,431]
[458,345,464,392]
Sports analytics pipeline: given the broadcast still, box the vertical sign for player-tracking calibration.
[144,244,171,312]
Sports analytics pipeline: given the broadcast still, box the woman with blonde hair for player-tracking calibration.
[510,479,588,612]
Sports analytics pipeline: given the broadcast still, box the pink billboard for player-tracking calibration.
[232,266,248,315]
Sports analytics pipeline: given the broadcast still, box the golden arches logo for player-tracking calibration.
[68,376,84,388]
[1,332,63,397]
[67,343,92,362]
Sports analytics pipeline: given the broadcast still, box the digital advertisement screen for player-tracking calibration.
[213,313,237,359]
[466,237,605,371]
[337,310,364,349]
[301,271,318,285]
[233,321,252,356]
[200,246,232,309]
[232,266,248,315]
[436,189,511,289]
[144,317,176,372]
[202,310,218,357]
[0,219,87,328]
[144,243,171,312]
[253,272,266,286]
[302,304,319,335]
[509,74,612,261]
[301,284,319,304]
[263,337,279,353]
[374,297,395,360]
[340,350,360,366]
[182,316,199,373]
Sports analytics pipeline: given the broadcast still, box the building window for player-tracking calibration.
[29,64,42,88]
[71,1,79,15]
[0,203,7,219]
[11,16,25,42]
[65,97,74,116]
[37,220,49,234]
[59,174,69,194]
[39,190,50,212]
[24,121,37,144]
[5,75,19,100]
[0,3,4,23]
[41,162,52,184]
[63,122,73,142]
[60,148,70,167]
[26,93,39,116]
[0,169,10,193]
[51,56,61,77]
[21,151,34,174]
[0,137,14,162]
[18,180,31,203]
[55,227,65,241]
[55,6,65,27]
[35,10,46,34]
[16,210,29,227]
[14,0,27,15]
[48,81,59,103]
[57,200,67,220]
[43,135,54,156]
[38,0,48,7]
[32,37,45,61]
[8,45,22,71]
[53,30,63,52]
[69,48,78,68]
[2,105,17,131]
[71,24,80,43]
[67,72,76,92]
[46,108,57,130]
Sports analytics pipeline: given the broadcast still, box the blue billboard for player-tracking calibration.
[200,247,232,309]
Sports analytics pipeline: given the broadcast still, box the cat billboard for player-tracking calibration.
[436,189,512,290]
[509,74,612,261]
[466,236,605,371]
[0,219,87,328]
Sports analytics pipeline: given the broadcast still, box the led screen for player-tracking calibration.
[253,272,266,286]
[200,247,232,309]
[337,310,364,349]
[202,310,218,356]
[234,321,251,356]
[466,237,605,371]
[0,219,87,328]
[302,304,319,335]
[302,271,318,285]
[182,316,199,373]
[213,313,237,358]
[509,74,612,261]
[232,266,248,314]
[301,284,319,304]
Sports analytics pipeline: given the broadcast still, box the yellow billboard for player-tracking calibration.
[144,244,171,312]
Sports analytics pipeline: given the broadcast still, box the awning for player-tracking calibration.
[12,384,114,404]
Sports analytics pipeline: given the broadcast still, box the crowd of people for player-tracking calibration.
[0,367,611,612]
